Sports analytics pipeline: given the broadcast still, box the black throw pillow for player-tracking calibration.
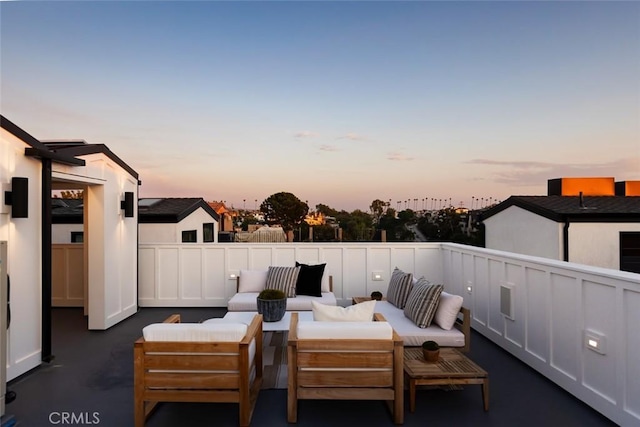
[295,262,326,297]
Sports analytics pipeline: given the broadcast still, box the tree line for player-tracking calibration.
[246,192,484,246]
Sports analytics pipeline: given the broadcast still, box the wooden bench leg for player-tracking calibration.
[482,378,490,411]
[409,379,416,413]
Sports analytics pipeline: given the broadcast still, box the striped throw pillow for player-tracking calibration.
[386,267,413,309]
[265,266,301,298]
[403,279,443,328]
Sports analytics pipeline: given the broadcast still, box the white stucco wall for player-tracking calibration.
[0,128,44,380]
[569,222,640,270]
[139,207,219,244]
[484,205,562,260]
[1,126,141,381]
[55,153,139,330]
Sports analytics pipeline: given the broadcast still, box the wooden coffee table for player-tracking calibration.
[404,347,489,412]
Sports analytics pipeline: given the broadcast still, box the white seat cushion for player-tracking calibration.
[142,322,248,342]
[373,301,464,347]
[297,321,393,339]
[227,292,337,311]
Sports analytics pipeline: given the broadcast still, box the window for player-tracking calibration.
[182,230,197,243]
[71,232,84,243]
[620,232,640,273]
[203,223,214,243]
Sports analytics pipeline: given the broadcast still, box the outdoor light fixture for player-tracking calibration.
[466,282,473,294]
[585,330,606,355]
[120,191,134,217]
[3,177,29,218]
[371,271,384,281]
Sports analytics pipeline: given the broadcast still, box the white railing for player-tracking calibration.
[440,242,640,427]
[138,241,640,426]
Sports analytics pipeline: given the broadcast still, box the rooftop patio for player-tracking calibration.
[5,307,616,427]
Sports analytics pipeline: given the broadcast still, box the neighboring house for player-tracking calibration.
[234,225,286,242]
[482,194,640,273]
[208,201,234,232]
[139,198,220,243]
[1,115,139,381]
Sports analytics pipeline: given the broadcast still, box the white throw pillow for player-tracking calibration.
[238,269,268,293]
[312,300,376,322]
[434,292,464,330]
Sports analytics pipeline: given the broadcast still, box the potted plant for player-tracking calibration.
[370,291,383,301]
[422,340,440,363]
[256,289,287,322]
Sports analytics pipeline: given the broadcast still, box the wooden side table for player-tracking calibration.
[404,347,489,412]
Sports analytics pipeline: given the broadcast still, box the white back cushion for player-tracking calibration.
[433,292,464,330]
[143,322,248,342]
[297,321,393,339]
[312,300,375,322]
[238,269,268,293]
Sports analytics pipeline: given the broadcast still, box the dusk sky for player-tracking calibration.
[2,1,638,212]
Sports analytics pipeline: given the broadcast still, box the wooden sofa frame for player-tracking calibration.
[287,312,404,424]
[134,314,263,427]
[456,306,471,353]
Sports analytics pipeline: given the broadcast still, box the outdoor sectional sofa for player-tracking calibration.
[227,266,337,312]
[370,298,470,350]
[370,268,471,351]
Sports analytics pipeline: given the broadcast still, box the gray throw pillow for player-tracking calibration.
[403,279,443,328]
[265,266,301,298]
[386,267,413,309]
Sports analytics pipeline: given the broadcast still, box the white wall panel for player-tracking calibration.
[488,259,505,336]
[504,263,524,347]
[181,248,203,299]
[343,247,367,301]
[550,272,579,380]
[322,247,344,297]
[583,280,616,403]
[624,288,640,419]
[472,256,489,327]
[524,267,548,362]
[138,248,156,300]
[204,247,226,300]
[273,246,296,266]
[158,248,179,300]
[415,246,442,284]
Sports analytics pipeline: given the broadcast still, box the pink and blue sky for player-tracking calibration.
[1,1,638,212]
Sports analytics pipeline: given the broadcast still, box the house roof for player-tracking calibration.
[481,195,640,223]
[138,198,220,223]
[208,201,229,215]
[1,115,85,166]
[42,140,139,180]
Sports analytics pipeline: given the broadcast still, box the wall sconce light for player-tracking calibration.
[3,177,29,218]
[466,282,473,294]
[371,271,384,281]
[585,330,606,355]
[120,191,134,217]
[228,271,239,281]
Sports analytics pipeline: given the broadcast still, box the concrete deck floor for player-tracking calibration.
[5,307,616,426]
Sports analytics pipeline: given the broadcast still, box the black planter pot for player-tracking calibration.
[256,298,287,322]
